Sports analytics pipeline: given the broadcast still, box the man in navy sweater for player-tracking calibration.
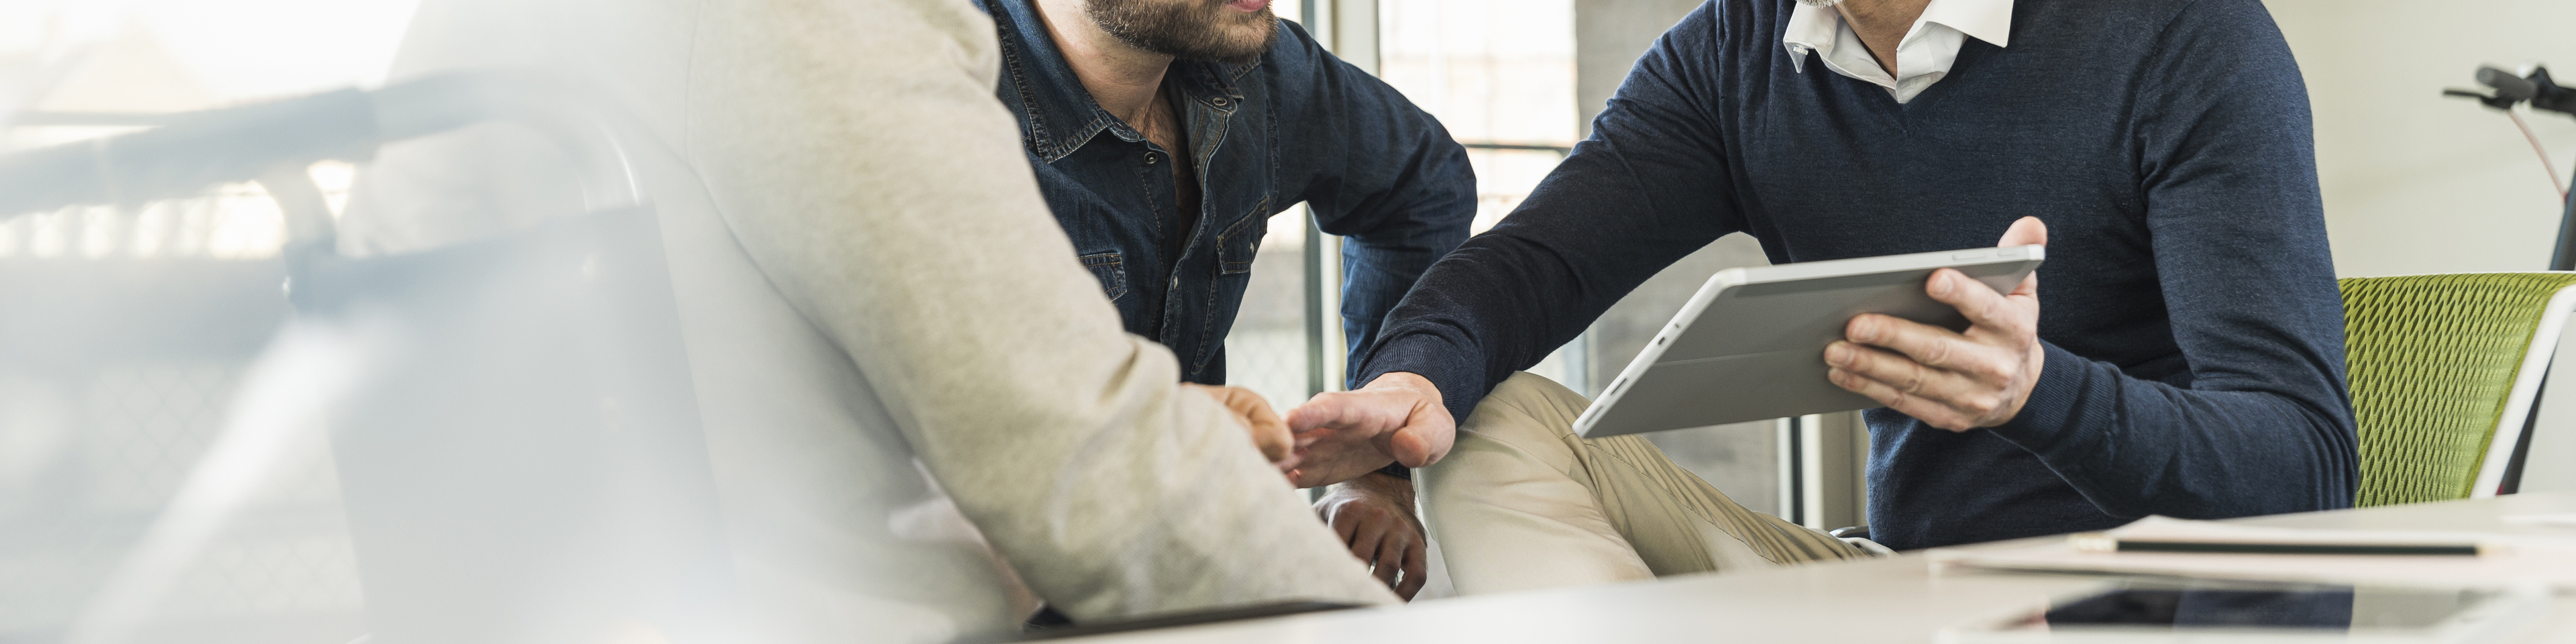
[1283,0,2356,594]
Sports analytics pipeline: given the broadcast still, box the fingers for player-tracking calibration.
[1219,386,1293,468]
[1285,441,1393,488]
[1284,388,1415,444]
[1218,386,1284,429]
[1825,347,2019,430]
[1996,216,2049,248]
[1919,269,2030,337]
[1994,216,2045,304]
[1341,513,1394,586]
[1843,313,1970,371]
[1371,530,1408,589]
[1825,337,2012,429]
[1326,502,1362,543]
[1313,475,1429,599]
[1332,502,1425,594]
[1394,535,1428,600]
[1186,384,1296,471]
[1838,315,2012,399]
[1829,363,1965,429]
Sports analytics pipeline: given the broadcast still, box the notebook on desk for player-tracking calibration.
[1928,515,2576,590]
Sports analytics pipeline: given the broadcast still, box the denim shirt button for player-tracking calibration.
[1212,97,1230,107]
[1144,152,1158,164]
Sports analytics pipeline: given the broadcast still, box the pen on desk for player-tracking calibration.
[2068,533,2485,556]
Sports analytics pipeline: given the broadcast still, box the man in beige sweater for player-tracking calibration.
[343,0,1397,641]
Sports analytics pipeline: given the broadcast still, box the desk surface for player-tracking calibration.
[1068,493,2576,643]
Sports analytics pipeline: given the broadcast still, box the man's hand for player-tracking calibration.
[1282,372,1454,488]
[1183,384,1298,474]
[1313,471,1428,600]
[1825,217,2049,431]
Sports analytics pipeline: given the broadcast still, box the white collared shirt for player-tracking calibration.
[1782,0,2014,103]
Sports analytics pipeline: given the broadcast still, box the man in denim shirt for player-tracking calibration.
[974,0,1474,599]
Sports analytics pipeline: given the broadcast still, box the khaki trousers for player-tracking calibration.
[1417,372,1875,596]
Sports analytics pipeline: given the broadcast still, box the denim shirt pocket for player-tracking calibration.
[1079,252,1128,301]
[1214,209,1267,275]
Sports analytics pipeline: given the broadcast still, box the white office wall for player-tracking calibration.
[2265,1,2576,493]
[2265,1,2576,278]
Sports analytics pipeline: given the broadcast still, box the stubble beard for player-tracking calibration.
[1085,0,1280,64]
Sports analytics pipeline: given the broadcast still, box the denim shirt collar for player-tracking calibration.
[987,0,1255,163]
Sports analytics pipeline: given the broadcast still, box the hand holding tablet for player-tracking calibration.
[1574,217,2051,438]
[1825,217,2050,431]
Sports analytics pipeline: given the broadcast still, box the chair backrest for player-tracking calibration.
[287,203,729,644]
[2341,272,2576,506]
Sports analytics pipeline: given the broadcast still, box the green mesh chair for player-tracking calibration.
[2341,273,2576,506]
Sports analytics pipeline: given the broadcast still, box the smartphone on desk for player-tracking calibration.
[1937,579,2548,643]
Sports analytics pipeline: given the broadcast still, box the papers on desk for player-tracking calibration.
[1929,516,2576,589]
[2502,512,2576,527]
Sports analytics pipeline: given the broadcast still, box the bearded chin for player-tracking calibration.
[1087,0,1278,63]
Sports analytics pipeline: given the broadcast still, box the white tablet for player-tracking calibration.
[1572,245,2045,438]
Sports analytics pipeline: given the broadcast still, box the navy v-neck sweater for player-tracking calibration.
[1358,0,2356,551]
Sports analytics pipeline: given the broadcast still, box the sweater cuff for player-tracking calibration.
[1986,342,2115,459]
[1356,331,1489,427]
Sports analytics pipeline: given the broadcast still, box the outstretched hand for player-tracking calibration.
[1281,372,1455,488]
[1825,217,2049,431]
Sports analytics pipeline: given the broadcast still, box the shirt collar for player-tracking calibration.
[1780,3,1837,74]
[985,0,1250,163]
[989,0,1124,162]
[1917,0,2012,49]
[1781,0,2013,72]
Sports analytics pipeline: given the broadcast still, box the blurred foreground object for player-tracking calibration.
[0,71,728,644]
[6,0,1410,640]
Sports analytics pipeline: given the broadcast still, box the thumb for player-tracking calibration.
[1997,216,2048,248]
[1383,405,1458,468]
[1997,217,2046,299]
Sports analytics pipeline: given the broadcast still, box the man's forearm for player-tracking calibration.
[685,0,1399,616]
[1987,344,2357,519]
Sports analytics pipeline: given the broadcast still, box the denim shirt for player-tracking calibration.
[977,0,1474,386]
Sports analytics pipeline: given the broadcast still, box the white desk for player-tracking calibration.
[1065,493,2576,643]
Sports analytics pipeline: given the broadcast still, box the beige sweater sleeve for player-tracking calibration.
[675,0,1398,619]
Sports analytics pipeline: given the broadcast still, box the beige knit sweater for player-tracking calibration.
[343,0,1397,641]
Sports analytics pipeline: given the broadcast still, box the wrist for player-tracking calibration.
[1334,470,1417,506]
[1366,371,1438,394]
[1373,461,1413,480]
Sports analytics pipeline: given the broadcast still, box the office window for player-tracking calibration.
[1379,0,1577,232]
[1378,0,1591,390]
